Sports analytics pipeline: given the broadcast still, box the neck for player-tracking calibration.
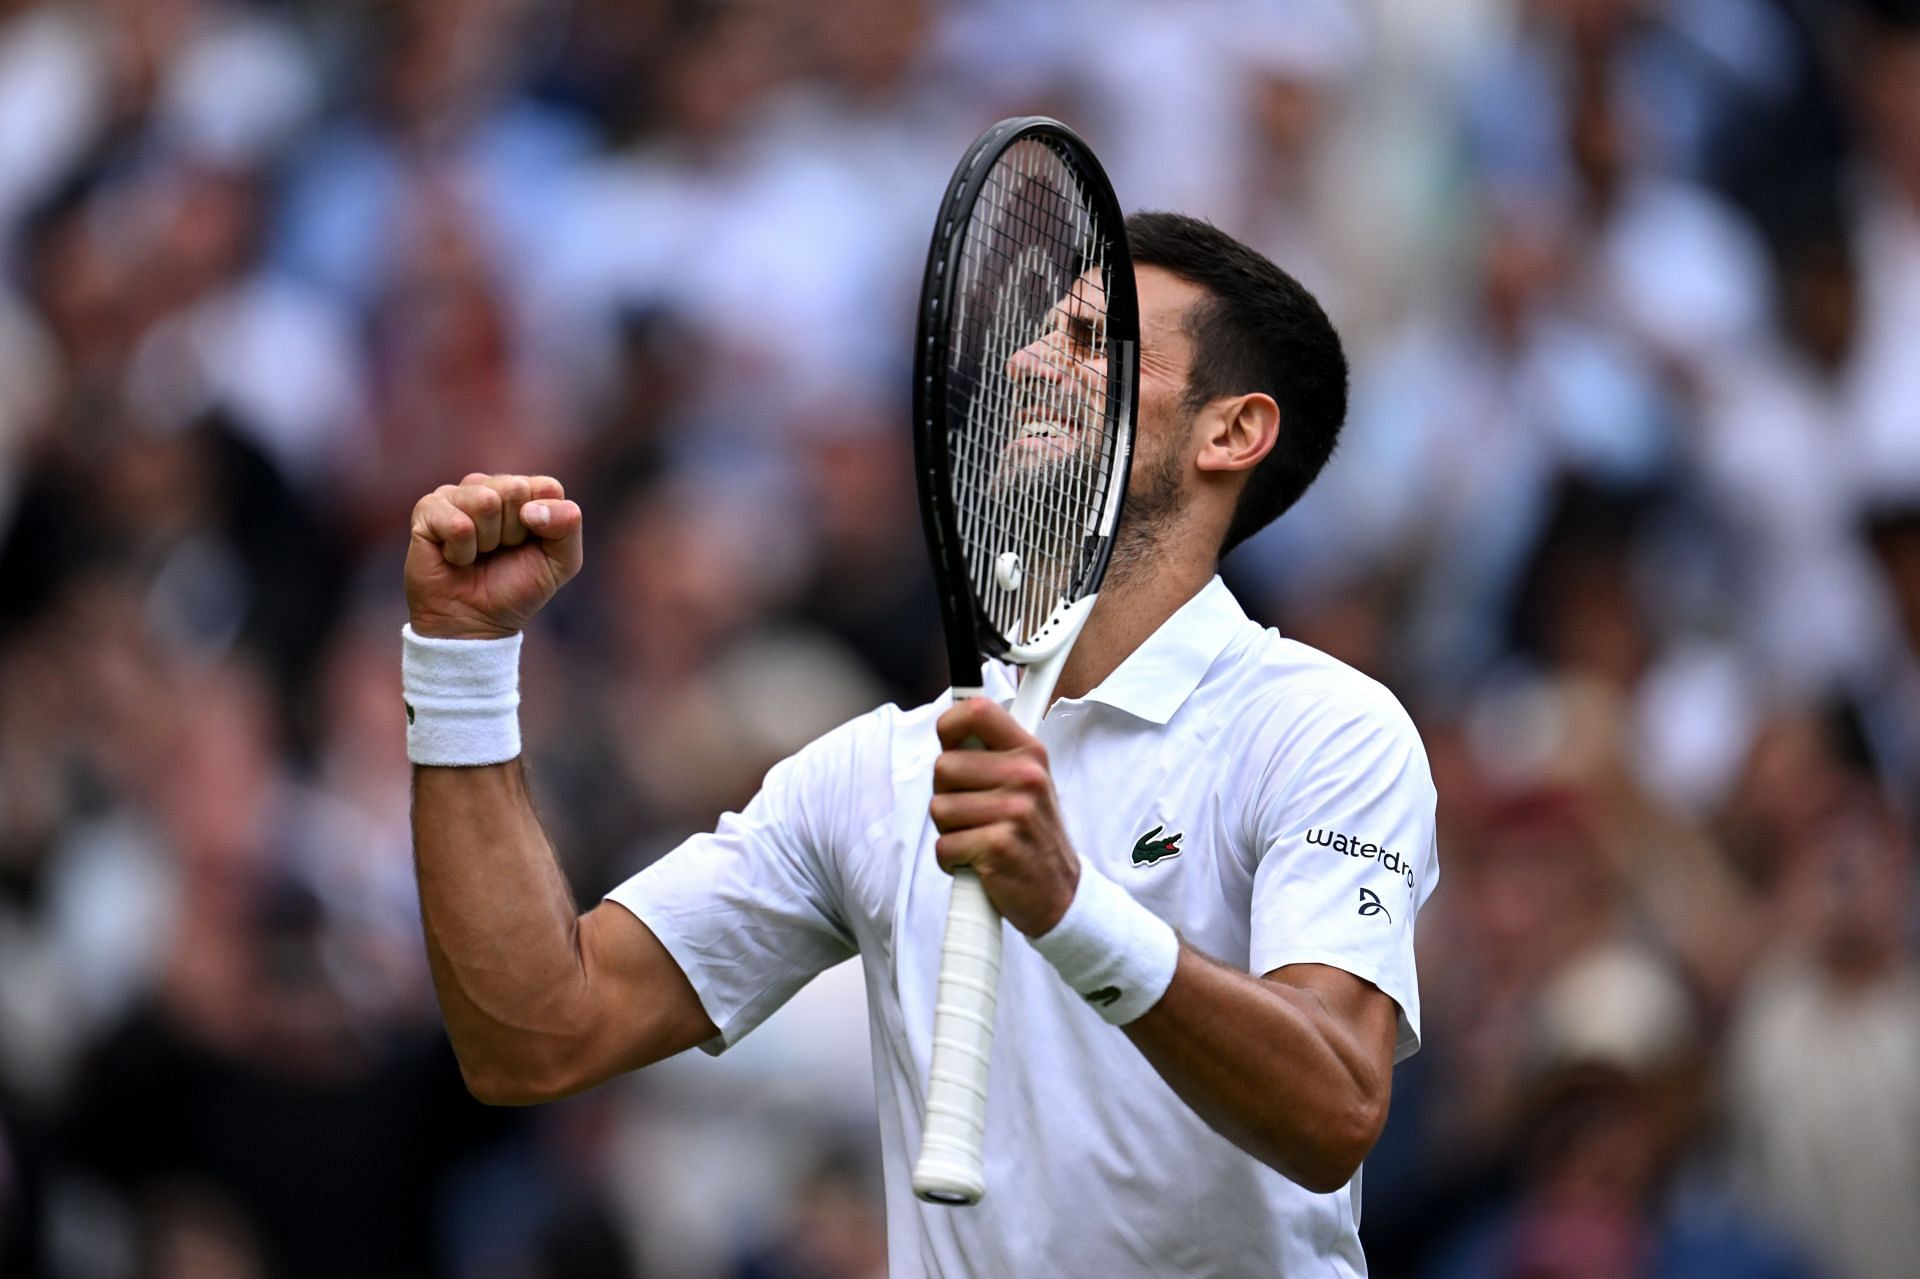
[1053,533,1218,702]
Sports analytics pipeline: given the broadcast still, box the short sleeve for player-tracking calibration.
[1247,692,1438,1062]
[604,720,863,1055]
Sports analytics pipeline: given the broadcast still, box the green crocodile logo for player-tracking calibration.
[1083,986,1122,1008]
[1131,824,1183,866]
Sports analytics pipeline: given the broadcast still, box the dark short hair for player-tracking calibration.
[1124,212,1348,557]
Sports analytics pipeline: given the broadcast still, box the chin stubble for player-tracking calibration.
[1103,435,1185,589]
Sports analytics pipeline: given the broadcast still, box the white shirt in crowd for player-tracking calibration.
[608,577,1440,1277]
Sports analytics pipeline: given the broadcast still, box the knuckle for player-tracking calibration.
[935,751,965,781]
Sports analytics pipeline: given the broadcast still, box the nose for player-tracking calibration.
[1005,329,1066,385]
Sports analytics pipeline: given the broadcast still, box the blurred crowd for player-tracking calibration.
[0,0,1917,1275]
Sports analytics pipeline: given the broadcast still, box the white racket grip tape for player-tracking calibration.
[913,684,999,1205]
[912,867,1002,1205]
[401,624,522,766]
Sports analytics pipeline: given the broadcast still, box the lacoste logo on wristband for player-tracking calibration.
[1130,824,1183,866]
[1083,986,1123,1008]
[405,702,415,724]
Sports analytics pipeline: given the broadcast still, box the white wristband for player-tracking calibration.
[402,624,523,766]
[1030,857,1179,1025]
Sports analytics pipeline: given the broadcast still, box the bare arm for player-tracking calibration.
[406,472,715,1105]
[1123,956,1396,1192]
[413,760,715,1104]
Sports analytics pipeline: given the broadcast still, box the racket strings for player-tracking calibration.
[947,138,1120,650]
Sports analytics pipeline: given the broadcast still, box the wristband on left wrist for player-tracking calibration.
[1029,857,1179,1025]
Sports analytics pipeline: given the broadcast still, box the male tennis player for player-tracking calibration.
[404,213,1436,1276]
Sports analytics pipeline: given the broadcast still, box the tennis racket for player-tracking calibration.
[909,117,1139,1206]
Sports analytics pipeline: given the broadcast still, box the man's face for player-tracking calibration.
[999,264,1202,497]
[1000,268,1111,471]
[979,266,1120,609]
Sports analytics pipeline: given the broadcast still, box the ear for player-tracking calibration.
[1193,392,1279,476]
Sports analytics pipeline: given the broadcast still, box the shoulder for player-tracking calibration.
[1196,630,1437,843]
[1209,628,1426,762]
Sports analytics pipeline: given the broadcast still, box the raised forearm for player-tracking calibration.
[404,476,714,1102]
[413,760,593,1103]
[1123,950,1393,1193]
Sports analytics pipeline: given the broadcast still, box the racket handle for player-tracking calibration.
[912,866,1001,1205]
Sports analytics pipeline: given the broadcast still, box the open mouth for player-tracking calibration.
[1011,418,1074,449]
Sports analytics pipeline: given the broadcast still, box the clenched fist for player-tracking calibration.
[929,697,1081,938]
[406,473,583,640]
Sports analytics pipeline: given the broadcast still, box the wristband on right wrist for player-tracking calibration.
[1030,857,1180,1025]
[402,624,523,766]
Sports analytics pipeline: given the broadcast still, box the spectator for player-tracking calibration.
[1724,785,1920,1279]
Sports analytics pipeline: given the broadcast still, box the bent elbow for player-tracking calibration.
[1285,1143,1368,1195]
[1282,1097,1390,1194]
[1290,1150,1366,1196]
[454,1040,591,1107]
[466,1081,541,1107]
[458,1059,556,1107]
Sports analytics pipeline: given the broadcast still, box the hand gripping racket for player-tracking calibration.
[909,117,1139,1206]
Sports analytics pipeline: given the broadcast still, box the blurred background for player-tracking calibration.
[0,0,1917,1275]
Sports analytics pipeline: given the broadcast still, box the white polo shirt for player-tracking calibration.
[607,576,1438,1277]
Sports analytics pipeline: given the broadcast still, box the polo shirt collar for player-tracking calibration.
[1079,575,1249,724]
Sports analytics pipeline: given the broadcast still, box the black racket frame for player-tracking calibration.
[911,116,1140,688]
